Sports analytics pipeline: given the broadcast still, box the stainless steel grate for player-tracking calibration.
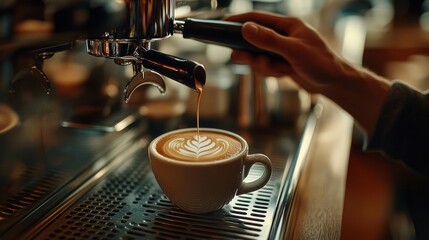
[34,141,290,240]
[0,125,145,238]
[1,108,317,240]
[0,110,318,240]
[0,168,61,219]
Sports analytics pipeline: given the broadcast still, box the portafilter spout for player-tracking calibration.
[87,40,206,102]
[135,47,206,90]
[125,46,206,102]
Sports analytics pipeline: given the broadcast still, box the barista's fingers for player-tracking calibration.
[251,55,290,74]
[231,50,290,77]
[241,22,297,62]
[230,50,253,64]
[224,11,293,36]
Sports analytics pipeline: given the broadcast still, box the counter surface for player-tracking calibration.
[286,96,429,240]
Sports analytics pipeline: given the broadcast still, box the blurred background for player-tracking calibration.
[1,0,429,239]
[2,0,429,129]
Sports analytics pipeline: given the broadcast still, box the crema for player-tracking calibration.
[156,130,242,162]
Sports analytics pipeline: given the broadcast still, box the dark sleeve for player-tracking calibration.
[364,80,429,176]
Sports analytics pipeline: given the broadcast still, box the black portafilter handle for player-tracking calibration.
[175,18,284,60]
[140,49,206,89]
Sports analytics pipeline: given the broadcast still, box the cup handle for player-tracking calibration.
[237,154,272,195]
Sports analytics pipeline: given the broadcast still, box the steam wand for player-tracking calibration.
[10,42,74,94]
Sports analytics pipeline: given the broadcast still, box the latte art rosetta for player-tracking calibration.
[166,135,229,160]
[157,131,242,162]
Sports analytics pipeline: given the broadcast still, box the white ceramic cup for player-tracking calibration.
[148,128,272,214]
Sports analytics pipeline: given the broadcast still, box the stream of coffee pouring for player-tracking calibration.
[195,79,204,152]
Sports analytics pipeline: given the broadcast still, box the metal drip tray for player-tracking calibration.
[1,109,318,240]
[35,151,282,240]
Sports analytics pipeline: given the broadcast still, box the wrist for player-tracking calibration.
[324,63,391,134]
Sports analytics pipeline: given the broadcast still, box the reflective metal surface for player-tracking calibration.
[108,0,174,40]
[0,1,319,239]
[86,40,140,59]
[0,108,148,238]
[0,104,318,239]
[85,0,175,55]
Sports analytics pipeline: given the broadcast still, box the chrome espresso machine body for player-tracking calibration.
[0,1,315,239]
[5,0,276,102]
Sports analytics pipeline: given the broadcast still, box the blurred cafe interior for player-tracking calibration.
[1,0,429,239]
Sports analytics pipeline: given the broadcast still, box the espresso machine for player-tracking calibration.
[0,1,315,239]
[3,0,286,130]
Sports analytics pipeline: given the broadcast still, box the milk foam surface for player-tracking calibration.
[157,131,242,162]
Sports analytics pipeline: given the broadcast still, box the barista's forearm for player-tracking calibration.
[324,65,391,135]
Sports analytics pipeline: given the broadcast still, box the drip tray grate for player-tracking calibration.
[34,145,288,240]
[26,115,316,240]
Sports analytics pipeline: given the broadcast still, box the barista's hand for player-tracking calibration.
[225,11,391,134]
[225,11,357,94]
